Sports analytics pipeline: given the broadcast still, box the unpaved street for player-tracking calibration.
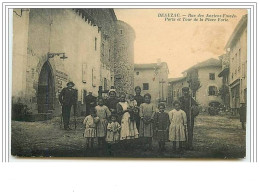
[11,114,246,159]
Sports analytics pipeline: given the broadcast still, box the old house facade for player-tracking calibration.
[225,14,247,114]
[12,8,134,119]
[183,58,223,109]
[168,77,188,105]
[134,61,169,104]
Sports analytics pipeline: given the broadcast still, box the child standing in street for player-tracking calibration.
[106,114,121,155]
[139,93,156,150]
[95,98,111,148]
[153,103,170,152]
[127,94,139,139]
[168,101,187,151]
[83,108,99,149]
[106,114,121,144]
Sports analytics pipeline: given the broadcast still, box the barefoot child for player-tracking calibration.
[83,109,99,149]
[153,103,170,152]
[168,101,187,151]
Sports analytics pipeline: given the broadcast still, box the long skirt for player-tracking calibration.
[96,119,108,138]
[139,119,153,138]
[84,127,96,138]
[120,112,131,140]
[129,120,139,139]
[169,124,186,141]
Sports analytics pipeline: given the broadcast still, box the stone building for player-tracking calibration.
[114,20,135,95]
[134,61,169,104]
[225,14,247,114]
[168,77,188,105]
[12,8,134,119]
[182,58,223,109]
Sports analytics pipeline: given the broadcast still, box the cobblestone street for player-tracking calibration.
[11,113,246,159]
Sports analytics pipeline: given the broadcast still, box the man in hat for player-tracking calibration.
[85,91,97,116]
[178,87,198,150]
[59,81,78,130]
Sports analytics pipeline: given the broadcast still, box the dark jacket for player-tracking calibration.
[59,87,78,106]
[134,95,144,107]
[85,95,97,108]
[178,95,198,119]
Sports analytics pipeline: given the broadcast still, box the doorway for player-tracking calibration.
[37,61,55,113]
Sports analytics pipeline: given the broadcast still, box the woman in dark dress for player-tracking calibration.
[105,89,119,115]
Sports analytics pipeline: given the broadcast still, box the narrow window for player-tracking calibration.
[95,37,97,51]
[209,73,215,80]
[208,86,218,96]
[101,43,104,56]
[143,83,149,90]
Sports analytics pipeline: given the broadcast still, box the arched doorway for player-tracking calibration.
[37,61,55,113]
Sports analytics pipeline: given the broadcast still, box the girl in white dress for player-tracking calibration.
[117,93,138,140]
[83,109,98,149]
[169,101,187,151]
[106,115,121,144]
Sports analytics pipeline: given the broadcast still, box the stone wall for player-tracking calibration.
[114,20,135,95]
[13,8,104,116]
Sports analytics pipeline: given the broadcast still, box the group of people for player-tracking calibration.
[59,82,199,152]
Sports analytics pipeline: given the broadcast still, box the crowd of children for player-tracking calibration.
[83,88,188,153]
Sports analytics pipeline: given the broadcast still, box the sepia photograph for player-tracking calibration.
[11,8,248,159]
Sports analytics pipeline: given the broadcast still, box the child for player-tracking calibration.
[106,114,121,144]
[127,94,138,121]
[95,98,111,148]
[83,108,99,149]
[153,103,170,152]
[127,94,139,139]
[139,93,156,150]
[168,100,187,151]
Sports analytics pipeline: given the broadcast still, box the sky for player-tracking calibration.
[114,9,247,78]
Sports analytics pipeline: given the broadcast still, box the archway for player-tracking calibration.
[37,61,55,113]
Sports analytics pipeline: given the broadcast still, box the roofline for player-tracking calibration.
[109,9,117,21]
[116,20,136,38]
[182,61,221,74]
[168,77,187,83]
[225,14,247,49]
[134,62,167,70]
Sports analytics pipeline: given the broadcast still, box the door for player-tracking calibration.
[37,62,55,113]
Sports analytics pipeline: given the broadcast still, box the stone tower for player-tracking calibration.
[114,20,135,95]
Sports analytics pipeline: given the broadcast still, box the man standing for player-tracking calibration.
[85,91,97,116]
[239,103,246,130]
[59,81,78,130]
[134,86,145,130]
[178,87,198,150]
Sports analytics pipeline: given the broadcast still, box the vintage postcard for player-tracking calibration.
[11,8,248,159]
